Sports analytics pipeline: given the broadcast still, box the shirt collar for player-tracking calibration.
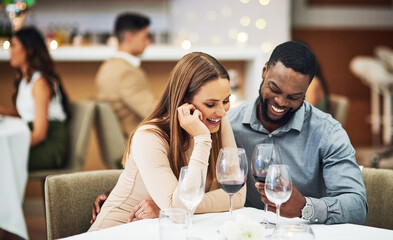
[112,51,141,67]
[242,97,305,133]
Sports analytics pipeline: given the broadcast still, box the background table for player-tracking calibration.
[61,207,393,240]
[0,116,31,239]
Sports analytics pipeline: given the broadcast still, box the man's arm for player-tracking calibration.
[254,124,367,224]
[310,124,367,224]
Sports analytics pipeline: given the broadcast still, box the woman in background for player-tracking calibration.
[305,60,330,112]
[0,26,70,171]
[89,52,246,231]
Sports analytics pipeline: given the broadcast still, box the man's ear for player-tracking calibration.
[262,62,268,79]
[123,31,134,42]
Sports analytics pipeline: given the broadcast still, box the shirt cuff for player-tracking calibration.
[308,197,328,224]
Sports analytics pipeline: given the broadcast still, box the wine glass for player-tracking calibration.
[270,223,315,240]
[178,166,205,239]
[265,164,292,226]
[216,147,248,216]
[251,143,282,228]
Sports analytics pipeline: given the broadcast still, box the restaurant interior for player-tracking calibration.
[1,0,393,239]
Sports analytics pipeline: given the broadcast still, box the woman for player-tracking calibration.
[89,52,246,231]
[305,60,330,112]
[0,27,70,170]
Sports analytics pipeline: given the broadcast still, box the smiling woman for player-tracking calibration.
[89,52,246,232]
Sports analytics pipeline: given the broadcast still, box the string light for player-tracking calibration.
[181,40,192,50]
[259,0,270,6]
[3,40,10,50]
[255,19,267,30]
[240,16,251,27]
[237,32,249,43]
[50,40,58,50]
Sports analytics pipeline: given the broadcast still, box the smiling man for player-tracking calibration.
[227,41,367,225]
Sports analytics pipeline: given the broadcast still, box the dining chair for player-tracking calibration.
[362,167,393,230]
[29,101,96,183]
[95,101,125,169]
[329,94,350,127]
[44,169,123,240]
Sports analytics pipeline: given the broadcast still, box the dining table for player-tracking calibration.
[61,207,393,240]
[0,116,31,240]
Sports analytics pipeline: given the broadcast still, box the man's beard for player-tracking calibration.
[258,93,302,125]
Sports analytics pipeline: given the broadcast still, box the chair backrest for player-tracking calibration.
[95,101,125,169]
[44,169,123,239]
[329,94,350,126]
[362,167,393,230]
[29,101,96,179]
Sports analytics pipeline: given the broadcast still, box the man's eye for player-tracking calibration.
[270,88,280,94]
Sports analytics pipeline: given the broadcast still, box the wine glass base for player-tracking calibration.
[260,220,276,229]
[187,237,203,240]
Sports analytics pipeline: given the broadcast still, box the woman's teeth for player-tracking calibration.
[207,118,220,123]
[271,105,284,113]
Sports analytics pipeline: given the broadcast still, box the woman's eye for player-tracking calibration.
[205,103,214,108]
[223,100,230,104]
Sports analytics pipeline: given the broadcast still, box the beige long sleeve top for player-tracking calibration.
[89,117,246,231]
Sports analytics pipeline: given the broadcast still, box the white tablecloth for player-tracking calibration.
[61,207,393,240]
[0,116,31,239]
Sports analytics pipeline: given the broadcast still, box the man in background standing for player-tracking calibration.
[96,12,157,138]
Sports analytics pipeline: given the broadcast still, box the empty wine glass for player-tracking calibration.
[265,164,292,226]
[216,147,248,216]
[270,223,315,240]
[251,143,282,228]
[178,166,205,239]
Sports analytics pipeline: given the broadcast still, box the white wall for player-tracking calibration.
[20,0,290,49]
[292,0,393,29]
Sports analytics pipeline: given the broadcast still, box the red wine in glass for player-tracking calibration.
[253,174,266,183]
[219,179,245,194]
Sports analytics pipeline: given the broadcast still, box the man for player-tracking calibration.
[96,12,157,138]
[227,41,367,224]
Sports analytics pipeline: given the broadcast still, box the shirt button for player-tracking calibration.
[314,219,319,223]
[269,134,272,137]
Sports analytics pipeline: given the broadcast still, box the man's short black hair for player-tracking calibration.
[267,41,317,82]
[114,12,150,42]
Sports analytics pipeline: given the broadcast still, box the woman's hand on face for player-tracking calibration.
[177,103,210,137]
[128,199,160,222]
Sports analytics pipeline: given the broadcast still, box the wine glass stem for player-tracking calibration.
[187,209,193,236]
[229,194,233,215]
[276,204,281,226]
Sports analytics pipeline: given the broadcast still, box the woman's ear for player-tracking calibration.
[183,98,191,104]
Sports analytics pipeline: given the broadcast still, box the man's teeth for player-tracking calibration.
[208,118,220,123]
[271,105,284,113]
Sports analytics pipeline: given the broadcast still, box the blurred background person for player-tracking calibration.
[0,26,71,171]
[95,12,157,139]
[0,26,70,239]
[305,59,330,113]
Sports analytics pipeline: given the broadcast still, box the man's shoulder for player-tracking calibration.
[228,102,250,119]
[304,103,342,132]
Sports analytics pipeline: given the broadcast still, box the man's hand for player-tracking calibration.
[128,199,160,222]
[90,187,113,224]
[255,182,306,218]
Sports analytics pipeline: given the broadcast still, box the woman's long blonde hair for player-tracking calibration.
[122,52,230,180]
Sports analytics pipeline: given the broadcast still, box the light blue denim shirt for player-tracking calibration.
[227,98,367,224]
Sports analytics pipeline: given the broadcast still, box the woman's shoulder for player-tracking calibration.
[132,123,170,152]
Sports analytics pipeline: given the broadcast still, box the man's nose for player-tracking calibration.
[274,95,289,107]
